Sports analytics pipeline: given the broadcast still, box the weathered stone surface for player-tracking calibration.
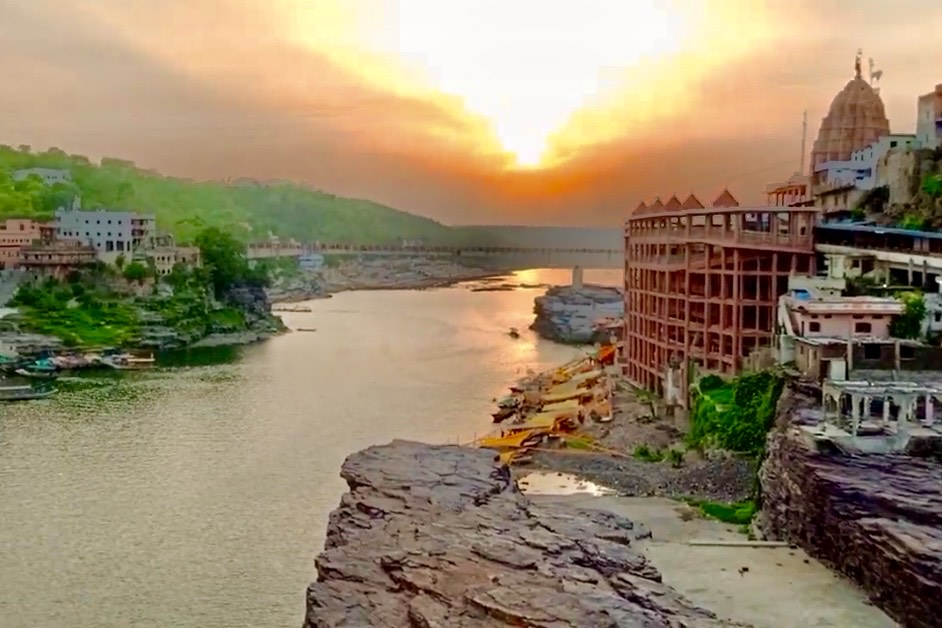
[530,285,622,344]
[305,440,741,627]
[759,391,942,628]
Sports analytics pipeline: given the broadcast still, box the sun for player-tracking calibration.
[351,0,689,169]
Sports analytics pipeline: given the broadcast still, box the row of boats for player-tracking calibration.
[475,344,617,465]
[0,349,157,402]
[1,350,156,378]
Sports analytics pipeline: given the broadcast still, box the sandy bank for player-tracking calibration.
[269,257,508,304]
[528,488,895,628]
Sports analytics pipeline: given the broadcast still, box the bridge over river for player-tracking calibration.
[246,241,623,270]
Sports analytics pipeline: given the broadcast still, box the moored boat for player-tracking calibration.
[0,383,56,402]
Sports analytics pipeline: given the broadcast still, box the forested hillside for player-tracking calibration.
[0,145,486,245]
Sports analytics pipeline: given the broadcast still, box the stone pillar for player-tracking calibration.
[571,266,584,290]
[898,395,913,437]
[925,394,935,426]
[850,393,861,437]
[883,395,891,427]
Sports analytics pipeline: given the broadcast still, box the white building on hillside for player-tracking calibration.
[12,168,72,185]
[55,208,156,264]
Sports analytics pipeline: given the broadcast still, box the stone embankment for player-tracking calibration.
[305,440,742,627]
[530,284,622,344]
[758,388,942,627]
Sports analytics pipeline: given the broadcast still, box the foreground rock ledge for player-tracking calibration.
[305,440,741,627]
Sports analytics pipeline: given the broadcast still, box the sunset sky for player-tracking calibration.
[2,0,941,226]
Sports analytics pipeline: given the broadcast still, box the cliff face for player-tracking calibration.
[305,440,741,627]
[758,390,942,627]
[530,284,622,345]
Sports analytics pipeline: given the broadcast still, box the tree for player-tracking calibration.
[123,261,149,283]
[195,227,252,295]
[115,254,126,270]
[889,292,927,339]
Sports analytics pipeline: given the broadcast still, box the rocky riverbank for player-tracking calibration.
[757,387,942,627]
[530,284,622,344]
[268,256,504,304]
[521,381,756,503]
[305,440,741,626]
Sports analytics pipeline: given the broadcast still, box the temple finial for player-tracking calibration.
[855,49,862,79]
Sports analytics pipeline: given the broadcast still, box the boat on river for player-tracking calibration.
[101,351,156,370]
[0,383,56,402]
[13,368,58,380]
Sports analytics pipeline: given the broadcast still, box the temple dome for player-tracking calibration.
[810,60,889,172]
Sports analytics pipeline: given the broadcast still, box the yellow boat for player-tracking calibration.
[476,429,546,450]
[540,398,581,413]
[541,382,595,404]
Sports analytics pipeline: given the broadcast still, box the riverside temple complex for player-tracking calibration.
[621,51,942,433]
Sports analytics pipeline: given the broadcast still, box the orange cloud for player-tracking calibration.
[1,0,941,226]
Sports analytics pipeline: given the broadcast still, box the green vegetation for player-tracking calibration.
[195,227,267,296]
[889,291,927,340]
[632,444,664,462]
[10,278,140,347]
[8,226,277,348]
[631,444,685,467]
[685,370,785,528]
[922,173,942,198]
[122,261,150,283]
[0,145,493,245]
[688,371,784,455]
[687,498,757,526]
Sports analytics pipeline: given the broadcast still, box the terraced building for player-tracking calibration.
[622,190,818,404]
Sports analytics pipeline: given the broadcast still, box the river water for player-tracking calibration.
[0,268,619,628]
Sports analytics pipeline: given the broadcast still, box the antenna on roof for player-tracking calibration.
[800,110,808,175]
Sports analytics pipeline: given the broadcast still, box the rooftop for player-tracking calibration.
[786,294,904,315]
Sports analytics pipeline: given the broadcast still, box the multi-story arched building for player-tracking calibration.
[623,190,818,404]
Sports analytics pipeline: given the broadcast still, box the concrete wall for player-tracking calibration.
[917,85,942,150]
[875,150,919,206]
[791,309,894,338]
[851,342,942,371]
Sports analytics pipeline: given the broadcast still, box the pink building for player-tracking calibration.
[0,219,44,270]
[785,295,903,339]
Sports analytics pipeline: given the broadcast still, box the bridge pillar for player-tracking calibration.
[572,266,584,289]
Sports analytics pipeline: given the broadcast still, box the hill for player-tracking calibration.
[0,145,492,245]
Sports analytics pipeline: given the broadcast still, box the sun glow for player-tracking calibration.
[386,0,688,168]
[280,0,780,170]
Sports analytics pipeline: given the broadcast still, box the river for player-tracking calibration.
[0,268,620,628]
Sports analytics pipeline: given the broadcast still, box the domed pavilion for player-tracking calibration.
[810,54,890,172]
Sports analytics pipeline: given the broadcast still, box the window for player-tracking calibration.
[855,322,872,333]
[900,345,915,360]
[890,141,898,148]
[809,322,821,332]
[935,312,941,323]
[863,344,881,360]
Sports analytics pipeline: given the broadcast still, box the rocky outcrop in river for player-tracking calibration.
[304,440,740,627]
[530,284,622,344]
[758,390,942,627]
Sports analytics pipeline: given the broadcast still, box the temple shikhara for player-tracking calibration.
[621,50,942,448]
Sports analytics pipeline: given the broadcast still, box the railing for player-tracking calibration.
[248,242,622,255]
[628,226,813,249]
